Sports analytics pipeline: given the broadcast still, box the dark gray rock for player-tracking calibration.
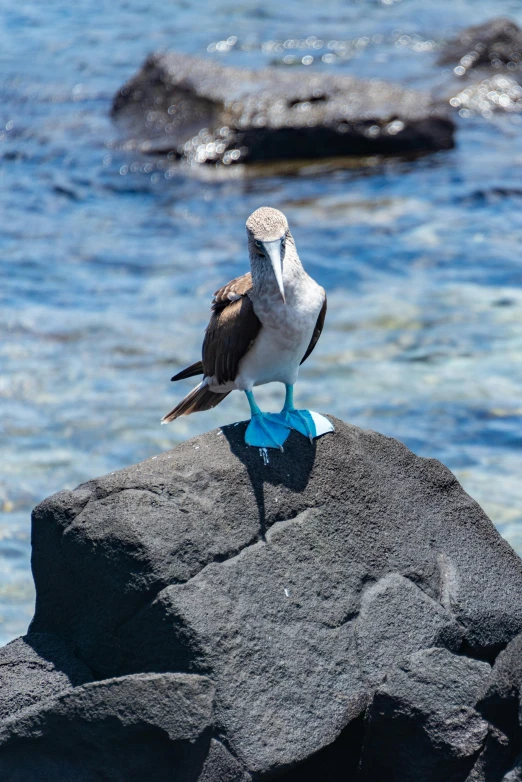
[504,755,522,781]
[479,632,522,737]
[360,648,491,782]
[0,672,215,782]
[440,19,522,117]
[0,633,93,721]
[199,739,251,782]
[440,18,522,71]
[26,418,522,778]
[473,632,522,780]
[354,572,463,687]
[114,512,369,774]
[465,727,512,782]
[112,52,454,164]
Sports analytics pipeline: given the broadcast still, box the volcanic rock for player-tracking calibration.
[0,632,92,722]
[13,418,522,779]
[112,52,455,164]
[439,18,522,72]
[0,672,217,781]
[360,648,491,781]
[479,631,522,739]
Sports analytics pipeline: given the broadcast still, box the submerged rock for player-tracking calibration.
[3,418,522,778]
[112,52,455,164]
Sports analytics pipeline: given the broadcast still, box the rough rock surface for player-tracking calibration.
[0,672,216,781]
[505,757,522,781]
[3,418,522,778]
[467,631,522,781]
[479,632,522,738]
[360,648,491,781]
[112,52,455,163]
[0,632,92,722]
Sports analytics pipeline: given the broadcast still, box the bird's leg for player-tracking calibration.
[269,384,334,444]
[281,385,315,443]
[244,390,290,451]
[284,385,314,442]
[282,384,295,412]
[245,390,263,417]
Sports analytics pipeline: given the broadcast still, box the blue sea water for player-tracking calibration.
[2,0,522,645]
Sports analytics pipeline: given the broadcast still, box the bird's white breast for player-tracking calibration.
[233,275,324,390]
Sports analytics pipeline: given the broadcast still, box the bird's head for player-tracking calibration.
[246,207,289,303]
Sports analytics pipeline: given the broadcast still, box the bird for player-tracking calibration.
[161,206,334,450]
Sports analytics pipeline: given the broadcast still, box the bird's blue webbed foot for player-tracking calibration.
[245,414,291,450]
[244,391,291,451]
[270,408,316,442]
[268,386,334,444]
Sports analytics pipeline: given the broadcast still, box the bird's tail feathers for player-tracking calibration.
[161,382,230,423]
[171,361,204,382]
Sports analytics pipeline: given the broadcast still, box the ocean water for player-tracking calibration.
[2,0,522,646]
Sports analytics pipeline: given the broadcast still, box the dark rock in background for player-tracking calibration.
[0,419,514,779]
[112,52,454,164]
[441,18,522,115]
[439,18,522,71]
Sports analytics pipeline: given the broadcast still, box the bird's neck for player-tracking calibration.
[250,241,307,300]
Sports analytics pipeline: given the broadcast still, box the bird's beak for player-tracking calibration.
[261,239,285,303]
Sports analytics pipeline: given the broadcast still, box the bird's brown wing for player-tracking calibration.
[203,291,261,384]
[301,295,327,365]
[171,273,255,382]
[212,272,253,312]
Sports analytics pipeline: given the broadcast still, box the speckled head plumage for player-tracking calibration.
[246,207,289,242]
[245,207,302,302]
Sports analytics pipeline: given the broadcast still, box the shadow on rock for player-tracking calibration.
[221,420,320,538]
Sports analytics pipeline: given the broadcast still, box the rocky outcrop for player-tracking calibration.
[440,18,522,72]
[441,18,522,116]
[361,648,492,781]
[3,418,522,779]
[0,633,92,722]
[112,53,454,164]
[0,672,223,782]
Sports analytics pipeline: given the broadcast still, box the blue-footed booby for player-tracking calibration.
[161,206,334,449]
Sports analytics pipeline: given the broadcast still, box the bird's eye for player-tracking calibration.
[281,237,286,248]
[255,240,262,248]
